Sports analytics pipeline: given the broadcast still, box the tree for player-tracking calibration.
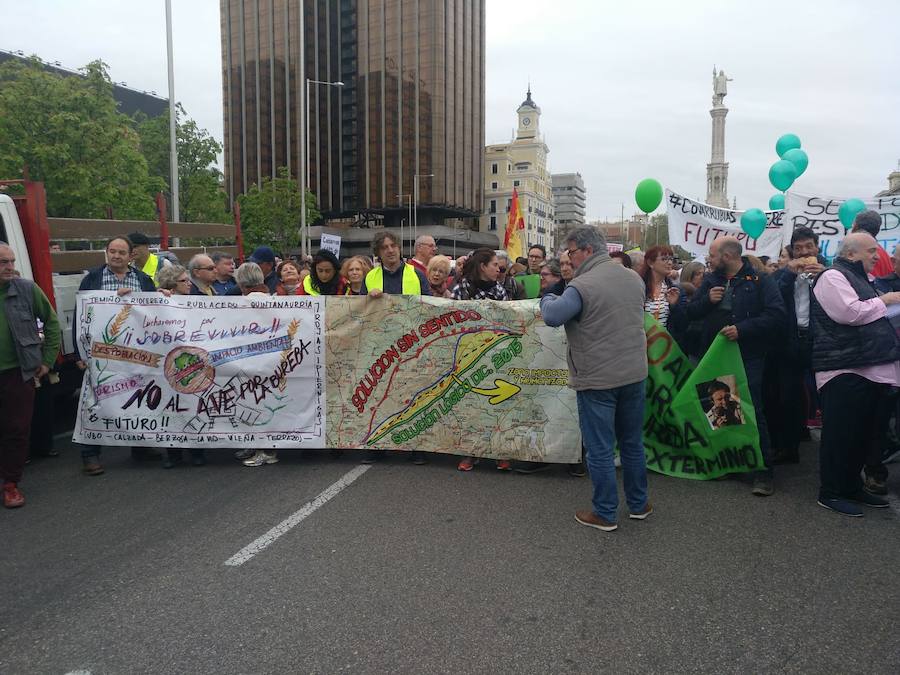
[237,167,320,255]
[135,104,230,224]
[0,58,163,218]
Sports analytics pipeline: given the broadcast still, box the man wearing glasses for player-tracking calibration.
[188,254,217,296]
[0,242,61,508]
[526,244,547,275]
[408,235,438,276]
[539,259,565,296]
[539,227,651,532]
[495,250,525,300]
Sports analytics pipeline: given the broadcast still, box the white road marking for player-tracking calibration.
[225,464,371,567]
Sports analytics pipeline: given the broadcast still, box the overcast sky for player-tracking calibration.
[4,0,898,221]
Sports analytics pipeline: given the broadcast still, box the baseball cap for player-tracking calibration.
[249,245,276,265]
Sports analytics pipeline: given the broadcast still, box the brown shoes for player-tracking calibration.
[82,460,105,476]
[574,510,617,532]
[629,502,653,520]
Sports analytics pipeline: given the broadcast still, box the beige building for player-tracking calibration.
[479,89,555,252]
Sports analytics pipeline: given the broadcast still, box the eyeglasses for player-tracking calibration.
[527,254,544,260]
[657,256,674,262]
[498,267,507,273]
[566,248,579,255]
[198,266,216,271]
[539,271,556,278]
[177,278,190,284]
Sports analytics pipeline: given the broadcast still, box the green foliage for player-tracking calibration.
[237,167,320,255]
[135,104,230,224]
[0,58,164,218]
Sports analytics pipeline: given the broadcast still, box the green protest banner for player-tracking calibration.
[643,315,765,479]
[519,274,541,299]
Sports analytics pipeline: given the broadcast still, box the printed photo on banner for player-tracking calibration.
[696,376,745,430]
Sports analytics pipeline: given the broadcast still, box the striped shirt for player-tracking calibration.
[101,266,145,292]
[644,287,671,327]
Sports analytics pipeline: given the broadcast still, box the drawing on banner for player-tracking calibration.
[666,189,786,259]
[696,376,745,430]
[73,293,325,448]
[785,193,900,259]
[325,295,580,463]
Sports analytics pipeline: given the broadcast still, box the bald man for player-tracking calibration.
[810,232,900,516]
[687,236,786,497]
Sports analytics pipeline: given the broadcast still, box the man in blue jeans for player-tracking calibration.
[541,227,651,532]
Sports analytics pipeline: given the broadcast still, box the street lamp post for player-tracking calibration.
[396,194,412,257]
[413,173,434,251]
[301,78,344,257]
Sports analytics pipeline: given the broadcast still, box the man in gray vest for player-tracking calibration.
[0,242,61,508]
[540,227,651,532]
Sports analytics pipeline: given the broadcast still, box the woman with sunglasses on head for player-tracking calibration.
[154,265,208,469]
[300,250,350,296]
[639,245,686,331]
[450,248,512,472]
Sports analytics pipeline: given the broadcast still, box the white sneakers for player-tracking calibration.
[242,451,279,467]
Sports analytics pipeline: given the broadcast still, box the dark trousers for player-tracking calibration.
[819,374,888,500]
[0,368,36,484]
[744,357,772,472]
[29,378,56,455]
[764,355,808,454]
[864,390,896,482]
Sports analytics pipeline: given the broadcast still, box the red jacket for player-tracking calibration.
[873,245,893,278]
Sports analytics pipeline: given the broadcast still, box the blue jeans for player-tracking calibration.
[576,381,649,522]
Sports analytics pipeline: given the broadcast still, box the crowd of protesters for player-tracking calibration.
[2,213,898,524]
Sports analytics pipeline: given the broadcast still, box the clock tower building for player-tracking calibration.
[480,87,556,250]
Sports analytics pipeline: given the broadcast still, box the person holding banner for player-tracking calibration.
[298,251,350,296]
[425,255,453,298]
[362,231,430,465]
[541,226,651,532]
[810,232,900,516]
[687,236,785,496]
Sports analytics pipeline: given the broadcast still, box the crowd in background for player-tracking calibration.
[2,212,898,521]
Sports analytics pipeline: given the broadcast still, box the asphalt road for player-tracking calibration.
[2,436,899,674]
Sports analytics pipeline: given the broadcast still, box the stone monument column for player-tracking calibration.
[706,68,732,208]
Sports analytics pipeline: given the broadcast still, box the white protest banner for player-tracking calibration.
[784,192,900,259]
[666,189,786,259]
[320,233,341,257]
[606,242,624,253]
[74,293,325,448]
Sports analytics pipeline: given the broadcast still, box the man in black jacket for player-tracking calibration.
[75,237,157,476]
[687,236,786,496]
[767,227,826,464]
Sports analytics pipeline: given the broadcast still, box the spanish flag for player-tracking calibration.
[504,187,525,262]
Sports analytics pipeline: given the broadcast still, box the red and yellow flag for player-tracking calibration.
[504,187,525,262]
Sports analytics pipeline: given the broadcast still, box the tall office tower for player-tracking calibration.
[221,0,485,232]
[551,172,586,246]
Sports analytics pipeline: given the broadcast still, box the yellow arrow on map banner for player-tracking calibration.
[452,374,521,405]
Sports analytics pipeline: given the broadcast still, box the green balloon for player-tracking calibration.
[782,148,809,177]
[776,133,801,158]
[769,160,797,192]
[634,178,663,214]
[769,193,785,210]
[740,208,767,239]
[838,198,866,229]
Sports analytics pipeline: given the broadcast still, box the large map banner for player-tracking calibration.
[325,296,581,463]
[73,292,326,448]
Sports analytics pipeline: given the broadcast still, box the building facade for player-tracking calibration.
[479,89,554,251]
[221,0,486,239]
[551,172,586,245]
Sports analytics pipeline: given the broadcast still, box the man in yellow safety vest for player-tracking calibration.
[361,229,430,465]
[129,232,168,287]
[362,230,430,297]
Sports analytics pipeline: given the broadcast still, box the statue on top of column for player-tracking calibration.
[712,68,732,106]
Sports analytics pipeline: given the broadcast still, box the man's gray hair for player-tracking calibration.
[564,226,607,255]
[187,254,211,275]
[235,261,265,288]
[494,250,510,264]
[853,209,882,237]
[210,251,233,264]
[415,235,434,248]
[837,232,873,258]
[155,264,187,291]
